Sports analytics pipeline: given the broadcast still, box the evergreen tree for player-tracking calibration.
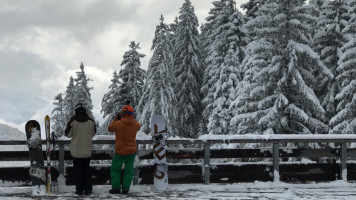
[101,71,122,129]
[201,0,226,102]
[138,15,178,136]
[309,0,324,9]
[231,0,333,136]
[169,16,179,47]
[201,0,248,135]
[118,41,146,108]
[200,0,226,135]
[63,76,76,122]
[74,62,95,119]
[240,0,266,41]
[308,0,323,40]
[313,0,349,121]
[51,93,66,136]
[330,0,356,134]
[240,0,265,20]
[173,0,203,138]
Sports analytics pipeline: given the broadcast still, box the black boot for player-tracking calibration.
[122,189,129,195]
[109,188,121,194]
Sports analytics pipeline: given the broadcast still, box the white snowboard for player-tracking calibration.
[151,115,168,191]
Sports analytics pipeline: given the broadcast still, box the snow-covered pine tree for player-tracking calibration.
[200,0,226,101]
[51,93,66,136]
[173,0,203,138]
[138,15,178,136]
[101,71,122,129]
[118,41,146,108]
[308,0,323,39]
[63,76,76,123]
[309,0,324,9]
[231,0,333,136]
[330,0,356,134]
[201,0,247,135]
[312,0,349,122]
[74,62,95,119]
[200,0,226,136]
[240,0,265,20]
[169,16,179,47]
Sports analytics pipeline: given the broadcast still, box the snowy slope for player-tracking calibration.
[0,123,27,151]
[0,123,26,140]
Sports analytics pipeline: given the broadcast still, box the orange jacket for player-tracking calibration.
[108,115,141,156]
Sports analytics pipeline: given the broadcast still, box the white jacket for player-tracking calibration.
[66,113,96,158]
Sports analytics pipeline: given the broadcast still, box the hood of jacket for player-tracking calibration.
[71,112,93,123]
[120,115,136,125]
[67,112,96,133]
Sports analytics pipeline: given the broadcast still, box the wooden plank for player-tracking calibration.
[0,150,114,162]
[0,151,67,161]
[138,149,203,159]
[138,165,203,184]
[210,164,273,183]
[0,151,29,161]
[0,167,31,185]
[0,147,343,162]
[0,167,59,186]
[346,163,356,181]
[279,148,339,158]
[3,137,356,146]
[280,163,339,182]
[1,163,348,186]
[347,148,356,157]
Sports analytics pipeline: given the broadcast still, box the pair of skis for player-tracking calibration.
[25,115,53,194]
[44,116,51,194]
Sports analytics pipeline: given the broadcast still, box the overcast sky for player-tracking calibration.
[0,0,248,135]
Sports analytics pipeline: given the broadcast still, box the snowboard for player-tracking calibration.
[151,115,168,191]
[25,120,46,195]
[44,115,51,193]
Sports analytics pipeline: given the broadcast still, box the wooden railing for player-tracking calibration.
[2,135,356,186]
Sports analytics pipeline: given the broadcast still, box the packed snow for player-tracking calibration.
[1,181,356,199]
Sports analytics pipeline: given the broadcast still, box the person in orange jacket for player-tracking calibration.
[108,103,140,195]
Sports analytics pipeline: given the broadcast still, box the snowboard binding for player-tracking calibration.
[152,134,164,142]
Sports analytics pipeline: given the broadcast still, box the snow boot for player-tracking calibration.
[109,188,121,194]
[122,189,129,195]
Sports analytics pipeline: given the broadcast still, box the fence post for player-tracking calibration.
[204,142,211,185]
[340,142,347,181]
[273,142,280,182]
[58,143,65,176]
[133,145,139,185]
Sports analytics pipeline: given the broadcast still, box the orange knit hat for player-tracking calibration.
[122,105,134,114]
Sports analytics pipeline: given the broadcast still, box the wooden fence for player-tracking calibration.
[2,135,356,186]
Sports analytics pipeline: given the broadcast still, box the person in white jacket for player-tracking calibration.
[65,103,96,196]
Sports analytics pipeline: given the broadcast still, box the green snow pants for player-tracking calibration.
[110,153,136,190]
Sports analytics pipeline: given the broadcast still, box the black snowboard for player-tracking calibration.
[25,120,46,193]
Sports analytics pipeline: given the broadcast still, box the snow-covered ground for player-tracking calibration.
[1,181,356,199]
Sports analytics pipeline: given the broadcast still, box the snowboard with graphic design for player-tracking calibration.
[25,120,46,194]
[151,115,168,191]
